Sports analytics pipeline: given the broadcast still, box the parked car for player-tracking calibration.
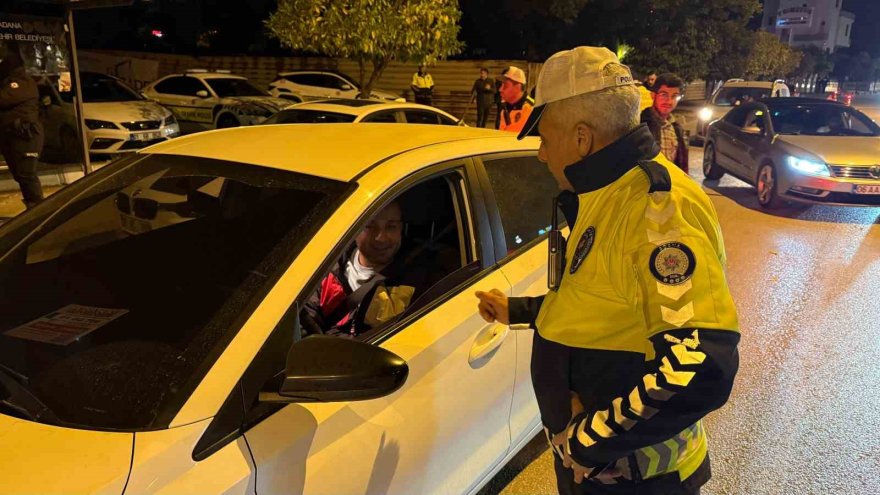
[0,124,565,495]
[267,70,405,103]
[826,90,854,106]
[695,79,791,141]
[35,72,179,160]
[142,70,290,132]
[262,99,461,125]
[703,98,880,208]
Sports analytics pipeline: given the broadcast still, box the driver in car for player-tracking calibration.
[301,200,430,337]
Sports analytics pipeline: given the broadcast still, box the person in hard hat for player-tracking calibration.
[476,47,739,495]
[498,66,534,133]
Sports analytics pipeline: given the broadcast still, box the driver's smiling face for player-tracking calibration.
[356,202,403,267]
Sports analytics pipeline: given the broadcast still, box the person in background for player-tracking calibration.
[494,76,503,129]
[644,72,658,91]
[470,67,495,128]
[411,65,434,106]
[641,73,689,173]
[498,66,534,134]
[0,44,44,208]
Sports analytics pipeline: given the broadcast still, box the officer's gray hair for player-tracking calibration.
[544,64,640,143]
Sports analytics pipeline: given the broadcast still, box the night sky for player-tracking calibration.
[844,0,880,56]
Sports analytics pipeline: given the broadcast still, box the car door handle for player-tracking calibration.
[468,323,509,364]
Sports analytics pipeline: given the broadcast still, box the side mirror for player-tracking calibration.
[261,335,408,403]
[196,90,210,98]
[340,84,353,91]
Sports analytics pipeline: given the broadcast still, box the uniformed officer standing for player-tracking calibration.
[0,47,44,208]
[476,47,740,495]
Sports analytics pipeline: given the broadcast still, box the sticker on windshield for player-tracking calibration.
[5,305,129,346]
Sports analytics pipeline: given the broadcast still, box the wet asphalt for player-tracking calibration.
[483,143,880,495]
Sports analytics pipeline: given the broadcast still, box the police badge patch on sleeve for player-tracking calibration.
[649,242,696,285]
[569,226,595,274]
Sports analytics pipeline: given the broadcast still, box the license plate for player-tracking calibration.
[854,184,880,195]
[130,131,161,142]
[120,214,151,234]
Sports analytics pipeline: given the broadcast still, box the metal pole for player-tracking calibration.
[65,7,92,174]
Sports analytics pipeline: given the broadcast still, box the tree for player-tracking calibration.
[744,32,802,80]
[266,0,464,98]
[793,45,834,79]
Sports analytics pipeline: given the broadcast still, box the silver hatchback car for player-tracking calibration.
[703,98,880,208]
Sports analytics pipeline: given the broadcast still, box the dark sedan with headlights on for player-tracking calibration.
[702,98,880,208]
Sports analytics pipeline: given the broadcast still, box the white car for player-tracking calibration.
[36,72,180,159]
[0,125,562,495]
[696,79,791,140]
[262,98,461,125]
[267,70,405,103]
[142,70,290,132]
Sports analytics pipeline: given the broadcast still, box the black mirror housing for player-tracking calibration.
[269,335,408,403]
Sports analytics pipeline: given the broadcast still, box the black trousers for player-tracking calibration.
[553,453,708,495]
[476,101,492,128]
[0,125,44,206]
[415,95,432,106]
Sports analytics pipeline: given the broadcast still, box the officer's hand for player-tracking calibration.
[551,393,621,483]
[474,289,509,324]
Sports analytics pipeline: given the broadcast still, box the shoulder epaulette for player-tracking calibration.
[637,160,672,193]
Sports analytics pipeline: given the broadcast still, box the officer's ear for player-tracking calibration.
[575,122,593,158]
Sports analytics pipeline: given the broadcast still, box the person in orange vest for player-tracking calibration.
[498,66,534,133]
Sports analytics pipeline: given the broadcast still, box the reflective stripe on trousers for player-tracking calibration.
[634,421,705,480]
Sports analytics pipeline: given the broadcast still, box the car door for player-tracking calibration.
[241,163,517,495]
[151,76,214,128]
[474,152,558,449]
[328,73,359,98]
[712,105,751,174]
[734,105,773,178]
[299,73,337,99]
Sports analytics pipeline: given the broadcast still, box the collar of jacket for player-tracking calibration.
[504,92,533,112]
[563,124,661,194]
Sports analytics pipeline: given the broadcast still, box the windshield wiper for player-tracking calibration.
[0,364,59,424]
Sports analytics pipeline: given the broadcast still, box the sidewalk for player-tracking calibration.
[0,186,62,220]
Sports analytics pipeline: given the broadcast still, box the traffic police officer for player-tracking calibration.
[410,65,434,106]
[0,46,44,207]
[476,47,740,495]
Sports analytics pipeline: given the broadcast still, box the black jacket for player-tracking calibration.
[641,107,689,173]
[0,66,40,133]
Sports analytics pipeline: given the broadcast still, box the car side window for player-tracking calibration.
[742,109,767,132]
[404,110,442,125]
[362,110,400,123]
[229,168,480,433]
[481,154,559,256]
[326,75,353,90]
[155,77,207,97]
[723,106,750,127]
[284,74,309,85]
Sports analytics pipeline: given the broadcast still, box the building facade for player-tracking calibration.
[762,0,855,53]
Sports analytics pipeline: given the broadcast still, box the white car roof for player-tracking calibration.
[285,99,455,118]
[141,125,530,182]
[165,72,248,81]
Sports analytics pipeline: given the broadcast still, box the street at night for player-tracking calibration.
[3,0,880,494]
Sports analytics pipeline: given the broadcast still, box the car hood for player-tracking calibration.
[370,88,404,101]
[777,135,880,165]
[219,96,290,112]
[84,101,171,123]
[0,414,132,494]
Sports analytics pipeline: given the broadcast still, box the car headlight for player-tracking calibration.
[787,156,830,177]
[85,119,119,130]
[698,108,713,122]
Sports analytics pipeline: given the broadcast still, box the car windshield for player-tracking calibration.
[768,104,880,137]
[263,109,356,124]
[0,154,350,431]
[206,78,267,97]
[60,74,143,103]
[713,87,771,107]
